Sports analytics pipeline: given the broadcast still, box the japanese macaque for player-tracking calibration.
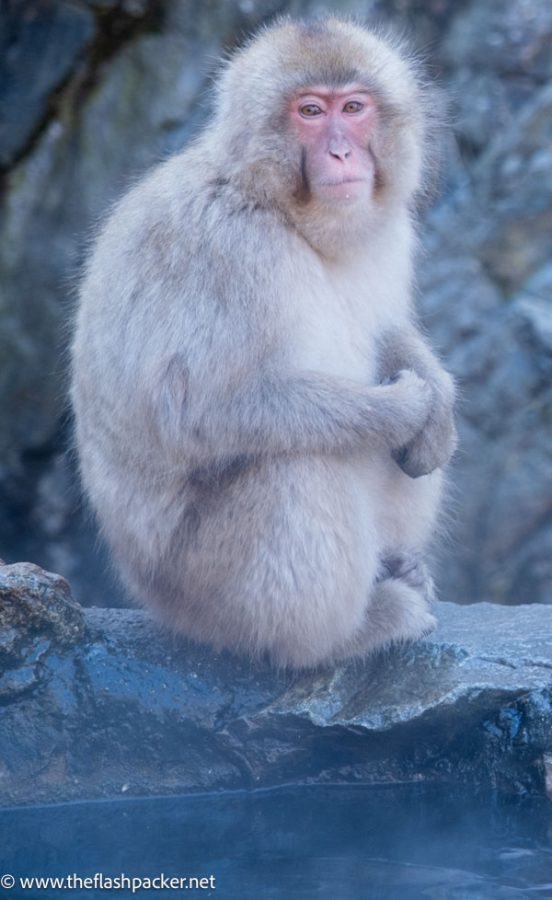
[71,18,456,668]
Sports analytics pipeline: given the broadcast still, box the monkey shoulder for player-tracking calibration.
[96,151,293,299]
[80,151,302,390]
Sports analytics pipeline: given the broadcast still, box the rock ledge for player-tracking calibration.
[0,563,551,805]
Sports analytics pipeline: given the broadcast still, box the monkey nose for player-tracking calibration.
[328,138,351,160]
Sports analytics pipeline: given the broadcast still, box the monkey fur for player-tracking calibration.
[71,18,457,668]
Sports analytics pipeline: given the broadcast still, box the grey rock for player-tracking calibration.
[0,1,95,168]
[0,567,551,804]
[446,70,534,155]
[442,0,552,79]
[472,84,552,292]
[0,560,84,701]
[418,77,552,609]
[523,261,552,300]
[82,1,151,11]
[511,296,552,359]
[0,560,84,646]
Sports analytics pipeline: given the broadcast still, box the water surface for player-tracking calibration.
[1,784,551,898]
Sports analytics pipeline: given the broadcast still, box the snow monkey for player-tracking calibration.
[71,18,457,668]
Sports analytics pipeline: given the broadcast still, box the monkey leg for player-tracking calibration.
[370,463,443,633]
[379,466,443,552]
[117,456,439,669]
[118,457,383,670]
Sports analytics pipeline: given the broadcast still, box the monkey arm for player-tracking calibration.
[154,357,432,462]
[378,327,457,478]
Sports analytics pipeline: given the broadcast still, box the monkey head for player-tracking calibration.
[212,17,435,248]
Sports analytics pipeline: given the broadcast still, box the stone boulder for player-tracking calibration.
[0,562,550,806]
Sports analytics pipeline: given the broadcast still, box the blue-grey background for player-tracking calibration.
[1,0,551,609]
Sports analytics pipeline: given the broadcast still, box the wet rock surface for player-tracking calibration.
[0,561,84,702]
[0,561,84,643]
[0,563,551,806]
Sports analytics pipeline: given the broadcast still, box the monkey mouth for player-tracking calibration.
[319,177,366,187]
[316,177,371,202]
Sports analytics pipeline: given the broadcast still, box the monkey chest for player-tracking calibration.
[288,280,384,384]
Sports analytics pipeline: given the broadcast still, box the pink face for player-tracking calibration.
[289,86,377,203]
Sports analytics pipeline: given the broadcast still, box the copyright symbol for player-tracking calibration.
[0,874,15,889]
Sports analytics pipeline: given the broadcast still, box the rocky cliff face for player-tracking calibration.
[1,0,551,608]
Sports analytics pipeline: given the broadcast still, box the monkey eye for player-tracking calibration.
[299,103,323,118]
[343,100,364,114]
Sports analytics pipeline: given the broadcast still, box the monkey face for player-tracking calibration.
[288,86,378,205]
[210,16,435,254]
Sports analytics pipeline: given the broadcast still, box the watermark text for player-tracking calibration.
[1,872,216,893]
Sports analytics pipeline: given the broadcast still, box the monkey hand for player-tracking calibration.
[379,369,433,450]
[391,375,457,478]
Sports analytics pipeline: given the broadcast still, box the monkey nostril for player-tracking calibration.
[330,148,350,161]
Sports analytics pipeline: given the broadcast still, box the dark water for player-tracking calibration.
[1,784,551,899]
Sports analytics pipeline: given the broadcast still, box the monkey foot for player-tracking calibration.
[377,552,435,603]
